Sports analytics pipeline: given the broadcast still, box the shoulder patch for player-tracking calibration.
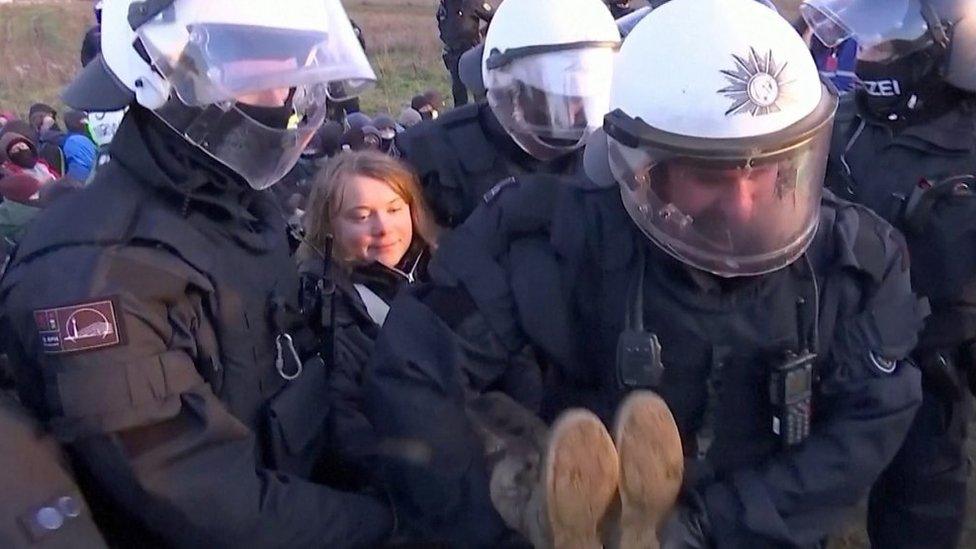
[34,298,124,354]
[483,176,519,205]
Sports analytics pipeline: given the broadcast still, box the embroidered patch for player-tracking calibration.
[34,299,123,354]
[869,351,898,374]
[718,47,793,116]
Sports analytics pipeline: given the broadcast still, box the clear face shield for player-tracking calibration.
[801,0,935,62]
[134,0,375,189]
[485,42,618,160]
[605,86,838,277]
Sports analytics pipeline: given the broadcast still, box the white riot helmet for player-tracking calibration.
[801,0,976,92]
[63,0,375,190]
[604,0,837,277]
[482,0,621,161]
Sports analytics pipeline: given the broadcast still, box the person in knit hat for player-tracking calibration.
[397,107,423,129]
[371,114,398,153]
[0,132,60,184]
[410,94,439,120]
[0,174,43,241]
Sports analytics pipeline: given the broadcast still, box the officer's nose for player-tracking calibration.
[724,175,757,224]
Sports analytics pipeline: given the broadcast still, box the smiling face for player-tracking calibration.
[333,175,414,268]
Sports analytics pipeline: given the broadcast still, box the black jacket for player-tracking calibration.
[299,243,429,490]
[0,107,392,547]
[826,96,976,354]
[364,177,925,547]
[437,0,493,50]
[395,102,582,227]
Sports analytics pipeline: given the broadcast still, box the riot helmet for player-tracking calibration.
[63,0,375,190]
[802,0,976,121]
[482,0,621,161]
[604,0,837,277]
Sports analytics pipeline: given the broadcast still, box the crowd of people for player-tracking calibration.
[0,0,974,548]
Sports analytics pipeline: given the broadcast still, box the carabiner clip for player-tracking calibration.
[275,333,303,381]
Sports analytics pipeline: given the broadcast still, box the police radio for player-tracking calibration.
[769,351,815,447]
[616,246,665,389]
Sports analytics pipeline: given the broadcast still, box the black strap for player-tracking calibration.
[624,243,647,332]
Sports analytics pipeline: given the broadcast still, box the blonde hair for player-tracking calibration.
[301,150,440,267]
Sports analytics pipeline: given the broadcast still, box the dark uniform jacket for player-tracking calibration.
[395,103,582,227]
[0,107,392,547]
[0,392,106,548]
[437,0,493,51]
[364,176,926,547]
[826,98,976,360]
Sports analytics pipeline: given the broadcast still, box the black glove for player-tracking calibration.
[659,504,711,549]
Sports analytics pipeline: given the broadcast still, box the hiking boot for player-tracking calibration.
[477,394,619,548]
[614,391,684,549]
[545,409,620,549]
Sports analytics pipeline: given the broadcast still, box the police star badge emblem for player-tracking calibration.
[718,47,793,117]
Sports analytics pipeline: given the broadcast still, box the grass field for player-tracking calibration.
[0,0,973,546]
[0,0,451,117]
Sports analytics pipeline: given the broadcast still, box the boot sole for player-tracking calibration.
[545,409,620,549]
[614,391,684,549]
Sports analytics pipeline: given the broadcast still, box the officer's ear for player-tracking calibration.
[582,128,617,189]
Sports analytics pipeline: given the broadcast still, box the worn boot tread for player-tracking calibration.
[615,393,684,549]
[545,409,620,549]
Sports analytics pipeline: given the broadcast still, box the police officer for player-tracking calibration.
[0,391,107,548]
[437,0,494,107]
[364,0,926,545]
[801,1,976,547]
[80,1,102,67]
[401,0,620,227]
[0,0,393,546]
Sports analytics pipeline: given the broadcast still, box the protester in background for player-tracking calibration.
[371,115,398,154]
[61,110,97,183]
[411,93,440,120]
[27,103,66,175]
[27,103,60,134]
[0,131,60,185]
[0,174,43,242]
[361,126,383,151]
[341,126,369,151]
[346,111,372,131]
[397,107,423,129]
[0,111,16,130]
[81,1,103,67]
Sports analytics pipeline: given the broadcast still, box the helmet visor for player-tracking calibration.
[606,87,837,277]
[156,82,329,190]
[486,46,615,154]
[136,0,375,106]
[801,0,932,61]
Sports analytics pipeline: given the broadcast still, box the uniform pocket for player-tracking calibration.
[266,356,331,478]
